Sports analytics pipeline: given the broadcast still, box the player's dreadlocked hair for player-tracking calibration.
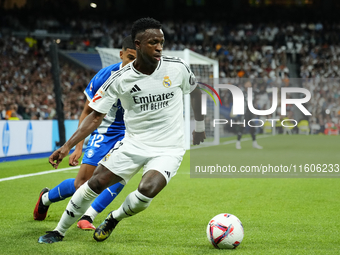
[122,35,136,50]
[131,17,162,42]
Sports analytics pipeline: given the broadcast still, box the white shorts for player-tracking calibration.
[99,136,185,185]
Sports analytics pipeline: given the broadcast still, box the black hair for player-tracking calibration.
[122,35,136,50]
[131,17,162,42]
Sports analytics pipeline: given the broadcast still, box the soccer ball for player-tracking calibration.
[206,213,244,249]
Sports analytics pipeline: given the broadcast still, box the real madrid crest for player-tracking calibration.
[163,76,171,88]
[102,153,111,162]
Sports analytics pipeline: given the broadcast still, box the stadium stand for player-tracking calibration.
[1,2,339,135]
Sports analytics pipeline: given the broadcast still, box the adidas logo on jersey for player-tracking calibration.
[130,84,141,93]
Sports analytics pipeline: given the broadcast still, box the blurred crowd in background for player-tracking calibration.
[1,12,340,134]
[0,35,94,121]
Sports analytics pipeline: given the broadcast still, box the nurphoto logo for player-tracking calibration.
[199,82,311,128]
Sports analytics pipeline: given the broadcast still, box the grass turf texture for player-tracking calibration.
[0,134,339,254]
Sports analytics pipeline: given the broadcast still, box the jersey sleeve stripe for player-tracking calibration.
[162,57,191,73]
[102,66,131,91]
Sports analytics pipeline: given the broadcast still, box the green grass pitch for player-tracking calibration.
[0,134,339,254]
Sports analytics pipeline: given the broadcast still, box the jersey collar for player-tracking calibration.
[131,57,162,76]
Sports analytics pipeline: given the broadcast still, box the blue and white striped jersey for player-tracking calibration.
[84,62,125,134]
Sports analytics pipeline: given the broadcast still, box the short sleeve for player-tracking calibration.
[88,80,119,114]
[180,59,197,94]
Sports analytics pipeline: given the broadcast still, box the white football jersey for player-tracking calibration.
[89,56,197,148]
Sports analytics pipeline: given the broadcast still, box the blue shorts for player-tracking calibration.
[82,132,125,166]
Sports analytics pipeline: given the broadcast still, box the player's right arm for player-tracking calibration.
[68,99,93,166]
[68,65,119,166]
[49,110,105,169]
[49,75,120,169]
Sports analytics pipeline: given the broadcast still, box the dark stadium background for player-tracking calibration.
[0,0,338,22]
[1,0,340,136]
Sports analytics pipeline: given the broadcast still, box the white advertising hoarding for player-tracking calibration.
[0,120,53,157]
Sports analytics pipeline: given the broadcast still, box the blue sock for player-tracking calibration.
[91,182,124,213]
[48,178,76,202]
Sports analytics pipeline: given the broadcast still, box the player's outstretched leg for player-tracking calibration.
[38,231,64,244]
[38,164,121,243]
[252,140,263,149]
[93,170,166,242]
[77,214,96,230]
[93,189,152,242]
[250,127,263,149]
[92,212,119,242]
[77,182,125,230]
[236,140,241,149]
[33,178,76,220]
[33,187,50,221]
[236,125,243,149]
[38,181,99,243]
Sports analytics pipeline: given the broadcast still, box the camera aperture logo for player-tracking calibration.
[198,82,311,128]
[198,82,223,107]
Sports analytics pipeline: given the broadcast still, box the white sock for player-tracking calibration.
[54,181,98,236]
[42,192,52,206]
[236,141,241,149]
[111,190,152,221]
[83,206,99,222]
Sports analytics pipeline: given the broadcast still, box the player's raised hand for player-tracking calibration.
[192,131,206,145]
[49,145,71,169]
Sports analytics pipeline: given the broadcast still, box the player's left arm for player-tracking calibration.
[190,86,206,145]
[180,58,205,145]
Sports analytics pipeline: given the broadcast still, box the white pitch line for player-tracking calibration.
[1,136,272,182]
[0,166,80,182]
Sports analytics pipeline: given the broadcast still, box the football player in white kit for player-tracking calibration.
[38,17,205,243]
